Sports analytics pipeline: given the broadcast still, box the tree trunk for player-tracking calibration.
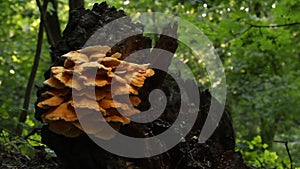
[46,0,61,47]
[68,0,84,21]
[35,2,252,169]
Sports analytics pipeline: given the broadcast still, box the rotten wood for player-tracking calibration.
[35,2,253,169]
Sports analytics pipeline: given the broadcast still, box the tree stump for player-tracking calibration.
[35,2,251,169]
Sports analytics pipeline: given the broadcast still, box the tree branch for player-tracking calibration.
[16,0,47,135]
[37,0,55,46]
[69,0,84,11]
[225,22,300,46]
[249,22,300,28]
[24,127,41,140]
[46,0,62,47]
[274,140,293,169]
[69,0,84,20]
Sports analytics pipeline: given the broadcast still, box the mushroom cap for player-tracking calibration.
[81,62,113,77]
[53,72,83,90]
[62,51,89,69]
[73,86,112,101]
[41,88,70,97]
[78,45,111,56]
[43,77,65,89]
[97,57,121,68]
[104,115,130,124]
[37,96,64,109]
[105,108,139,119]
[89,53,106,61]
[116,61,149,71]
[72,97,105,113]
[42,102,77,122]
[129,95,141,106]
[110,52,122,59]
[82,75,112,87]
[99,99,129,110]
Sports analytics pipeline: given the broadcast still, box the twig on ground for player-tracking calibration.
[24,128,41,140]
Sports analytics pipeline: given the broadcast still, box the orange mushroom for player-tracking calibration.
[37,45,154,139]
[43,77,65,89]
[42,102,77,122]
[37,96,64,109]
[99,99,129,110]
[78,45,111,56]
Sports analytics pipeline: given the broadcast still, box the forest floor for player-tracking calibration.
[0,147,63,169]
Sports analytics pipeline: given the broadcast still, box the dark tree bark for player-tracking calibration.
[46,0,62,46]
[37,0,62,61]
[35,2,252,169]
[68,0,84,21]
[69,0,84,12]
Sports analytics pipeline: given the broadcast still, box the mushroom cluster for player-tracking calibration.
[37,46,154,139]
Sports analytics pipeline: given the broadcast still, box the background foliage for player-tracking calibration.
[0,0,299,168]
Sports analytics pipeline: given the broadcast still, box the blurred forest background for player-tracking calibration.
[0,0,299,168]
